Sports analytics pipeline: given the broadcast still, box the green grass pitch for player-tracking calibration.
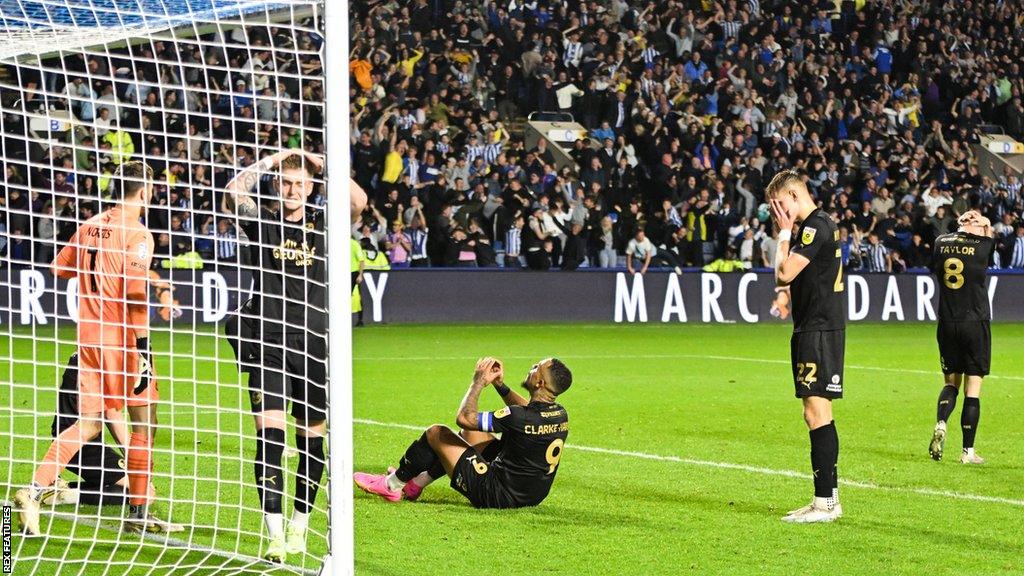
[353,322,1023,576]
[3,322,1022,575]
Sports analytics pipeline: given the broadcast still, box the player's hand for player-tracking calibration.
[958,210,989,227]
[769,199,794,235]
[490,359,504,385]
[158,304,184,322]
[301,151,325,173]
[473,357,502,386]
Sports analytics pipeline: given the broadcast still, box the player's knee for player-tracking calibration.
[802,406,829,429]
[425,424,449,445]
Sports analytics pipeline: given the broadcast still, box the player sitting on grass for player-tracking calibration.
[928,210,995,464]
[355,357,571,509]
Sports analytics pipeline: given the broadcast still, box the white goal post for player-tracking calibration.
[0,1,352,574]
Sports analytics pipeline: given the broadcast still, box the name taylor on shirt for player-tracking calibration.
[938,245,977,256]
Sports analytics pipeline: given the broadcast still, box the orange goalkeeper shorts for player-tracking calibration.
[77,345,159,414]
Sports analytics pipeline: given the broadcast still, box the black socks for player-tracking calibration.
[255,427,286,514]
[936,385,959,423]
[395,431,438,483]
[961,397,980,449]
[294,435,325,514]
[809,422,839,499]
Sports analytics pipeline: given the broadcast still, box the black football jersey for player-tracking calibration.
[239,206,327,337]
[931,232,994,322]
[486,401,569,506]
[790,209,845,333]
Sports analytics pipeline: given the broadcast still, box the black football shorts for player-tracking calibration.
[449,439,523,509]
[790,330,845,399]
[248,333,327,421]
[937,320,991,377]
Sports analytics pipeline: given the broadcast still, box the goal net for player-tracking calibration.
[0,1,346,574]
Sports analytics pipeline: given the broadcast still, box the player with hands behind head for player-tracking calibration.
[928,210,996,464]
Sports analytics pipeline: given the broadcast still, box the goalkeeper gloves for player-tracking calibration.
[134,337,153,395]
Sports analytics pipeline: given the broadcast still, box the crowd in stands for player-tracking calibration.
[0,20,325,270]
[4,3,1024,275]
[349,0,1024,272]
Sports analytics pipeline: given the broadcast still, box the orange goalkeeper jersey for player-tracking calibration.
[53,207,155,346]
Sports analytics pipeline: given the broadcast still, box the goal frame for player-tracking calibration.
[323,0,353,574]
[0,0,354,572]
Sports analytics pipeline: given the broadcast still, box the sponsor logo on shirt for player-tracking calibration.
[273,239,317,266]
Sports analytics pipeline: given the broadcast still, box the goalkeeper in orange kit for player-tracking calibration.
[15,162,177,535]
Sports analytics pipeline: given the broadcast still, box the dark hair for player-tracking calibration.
[547,358,572,395]
[110,161,153,200]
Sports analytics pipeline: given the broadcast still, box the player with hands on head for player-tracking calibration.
[224,148,332,562]
[354,357,572,509]
[928,209,996,464]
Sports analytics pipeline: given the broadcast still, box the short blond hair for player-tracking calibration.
[765,168,805,199]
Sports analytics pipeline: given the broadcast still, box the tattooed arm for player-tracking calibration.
[455,357,501,431]
[222,149,297,217]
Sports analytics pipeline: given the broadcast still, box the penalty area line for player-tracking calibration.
[354,418,1024,508]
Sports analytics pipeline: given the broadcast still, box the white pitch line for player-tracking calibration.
[354,418,1024,508]
[353,352,1024,382]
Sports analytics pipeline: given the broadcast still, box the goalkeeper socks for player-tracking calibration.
[294,435,325,514]
[961,396,980,449]
[126,432,152,506]
[255,427,286,514]
[33,422,86,494]
[936,384,959,423]
[809,422,837,500]
[394,431,438,483]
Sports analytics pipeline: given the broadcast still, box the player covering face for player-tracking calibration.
[768,169,846,524]
[928,210,995,464]
[16,161,177,534]
[354,358,572,509]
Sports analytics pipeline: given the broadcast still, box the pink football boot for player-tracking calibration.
[353,472,402,502]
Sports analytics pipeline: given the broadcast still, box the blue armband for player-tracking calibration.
[477,412,493,432]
